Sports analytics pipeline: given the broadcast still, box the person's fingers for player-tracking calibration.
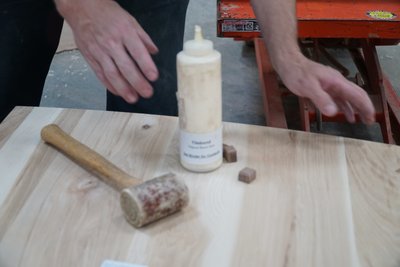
[326,77,375,124]
[345,81,375,124]
[123,32,159,82]
[78,41,124,97]
[86,55,124,97]
[136,24,159,55]
[336,99,355,123]
[102,57,138,103]
[130,18,158,54]
[89,42,138,103]
[84,53,114,91]
[302,78,338,116]
[281,60,374,124]
[111,43,153,98]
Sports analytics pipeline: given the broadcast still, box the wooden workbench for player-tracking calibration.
[0,107,399,267]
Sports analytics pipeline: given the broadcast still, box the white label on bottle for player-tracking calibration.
[180,127,222,165]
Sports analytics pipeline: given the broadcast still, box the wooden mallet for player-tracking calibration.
[41,124,189,228]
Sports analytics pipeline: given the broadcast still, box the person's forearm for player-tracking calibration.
[53,0,96,22]
[250,0,303,73]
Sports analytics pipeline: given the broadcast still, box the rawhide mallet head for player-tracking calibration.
[41,124,189,228]
[120,173,189,227]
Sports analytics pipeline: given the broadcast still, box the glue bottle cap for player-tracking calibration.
[183,25,214,57]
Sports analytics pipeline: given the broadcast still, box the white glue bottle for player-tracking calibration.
[177,25,222,172]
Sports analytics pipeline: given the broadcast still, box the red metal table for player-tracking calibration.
[217,0,400,144]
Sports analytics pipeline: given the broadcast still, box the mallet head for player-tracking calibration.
[120,173,189,228]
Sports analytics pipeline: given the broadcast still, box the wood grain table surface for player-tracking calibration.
[0,106,399,267]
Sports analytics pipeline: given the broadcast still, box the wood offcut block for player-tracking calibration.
[238,167,256,184]
[223,144,237,162]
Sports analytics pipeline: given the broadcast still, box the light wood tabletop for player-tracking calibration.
[0,106,399,267]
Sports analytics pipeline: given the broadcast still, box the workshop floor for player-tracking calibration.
[41,0,399,143]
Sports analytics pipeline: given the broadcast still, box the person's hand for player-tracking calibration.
[57,0,159,103]
[276,54,376,124]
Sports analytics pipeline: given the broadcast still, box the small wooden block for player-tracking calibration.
[223,144,237,162]
[238,167,256,184]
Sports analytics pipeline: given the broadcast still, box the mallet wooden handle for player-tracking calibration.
[41,124,140,191]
